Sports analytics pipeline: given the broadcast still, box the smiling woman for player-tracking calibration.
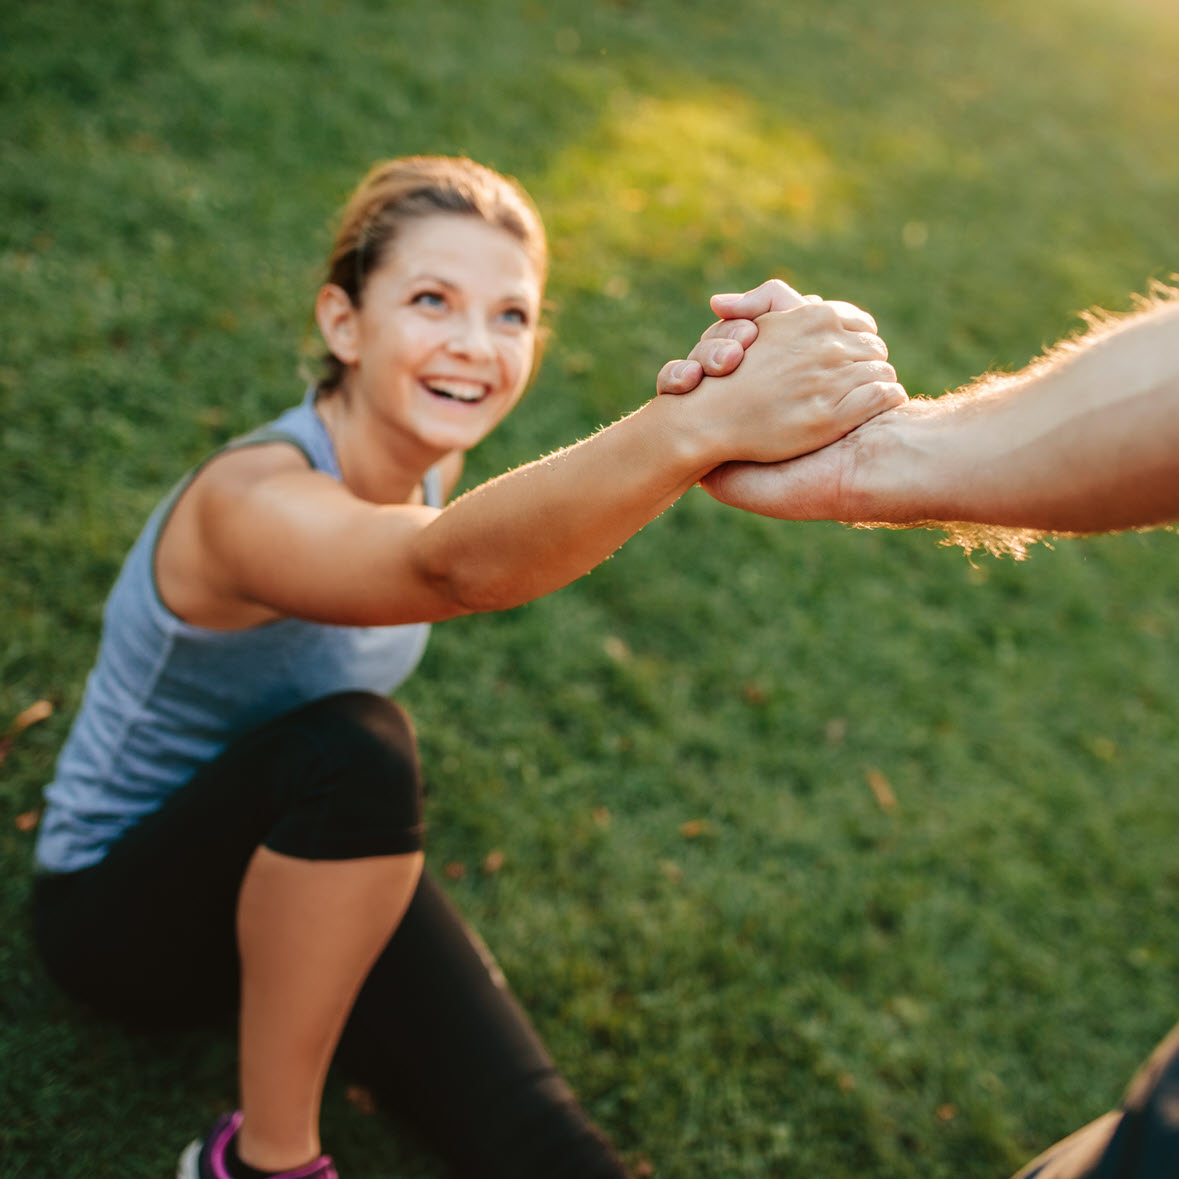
[27,154,905,1179]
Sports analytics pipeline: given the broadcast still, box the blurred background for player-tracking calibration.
[3,1,1179,1175]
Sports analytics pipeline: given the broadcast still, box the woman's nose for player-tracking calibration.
[447,312,495,360]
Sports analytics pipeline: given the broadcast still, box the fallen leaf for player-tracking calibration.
[11,700,53,733]
[443,862,467,880]
[482,849,505,874]
[865,769,898,813]
[14,810,40,833]
[937,1103,957,1122]
[679,819,710,840]
[633,1156,655,1178]
[592,806,611,828]
[0,699,54,767]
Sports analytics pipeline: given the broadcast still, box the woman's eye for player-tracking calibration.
[499,307,529,327]
[411,291,446,309]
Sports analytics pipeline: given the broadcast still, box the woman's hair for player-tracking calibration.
[317,155,548,395]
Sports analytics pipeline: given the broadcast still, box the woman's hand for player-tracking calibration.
[662,293,906,466]
[657,279,812,394]
[657,279,893,399]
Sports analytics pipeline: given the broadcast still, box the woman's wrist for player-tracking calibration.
[634,389,732,482]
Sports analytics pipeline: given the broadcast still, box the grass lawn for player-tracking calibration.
[4,1,1179,1175]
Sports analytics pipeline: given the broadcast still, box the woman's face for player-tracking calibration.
[340,212,542,458]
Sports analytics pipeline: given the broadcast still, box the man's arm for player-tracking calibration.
[671,286,1179,547]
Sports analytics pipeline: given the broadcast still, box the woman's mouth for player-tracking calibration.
[423,378,490,404]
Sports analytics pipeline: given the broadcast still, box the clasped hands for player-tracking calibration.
[657,280,908,520]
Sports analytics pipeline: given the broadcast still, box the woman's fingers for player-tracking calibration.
[699,317,760,347]
[656,321,757,394]
[656,358,704,395]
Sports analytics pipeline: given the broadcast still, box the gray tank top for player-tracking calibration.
[36,391,442,873]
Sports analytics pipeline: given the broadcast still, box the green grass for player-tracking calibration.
[4,1,1179,1175]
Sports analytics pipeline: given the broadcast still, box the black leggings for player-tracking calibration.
[32,691,630,1179]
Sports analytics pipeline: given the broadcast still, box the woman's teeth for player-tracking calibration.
[426,379,486,403]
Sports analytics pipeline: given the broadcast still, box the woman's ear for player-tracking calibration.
[314,283,361,365]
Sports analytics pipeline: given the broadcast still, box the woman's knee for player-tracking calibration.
[306,691,420,774]
[264,692,425,861]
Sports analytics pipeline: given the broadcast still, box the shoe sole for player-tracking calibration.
[176,1139,201,1179]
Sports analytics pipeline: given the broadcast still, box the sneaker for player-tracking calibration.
[176,1111,339,1179]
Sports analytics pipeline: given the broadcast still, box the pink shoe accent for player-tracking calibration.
[205,1112,244,1179]
[205,1112,339,1179]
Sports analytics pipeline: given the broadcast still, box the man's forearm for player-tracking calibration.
[852,296,1179,533]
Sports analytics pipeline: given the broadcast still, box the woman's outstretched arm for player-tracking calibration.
[179,300,904,627]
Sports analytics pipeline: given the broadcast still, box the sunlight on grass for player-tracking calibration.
[1061,0,1179,23]
[538,88,847,286]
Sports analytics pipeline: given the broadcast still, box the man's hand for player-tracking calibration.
[701,402,920,521]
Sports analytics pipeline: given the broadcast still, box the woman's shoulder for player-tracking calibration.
[242,391,340,476]
[154,434,327,632]
[193,391,334,493]
[200,437,315,491]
